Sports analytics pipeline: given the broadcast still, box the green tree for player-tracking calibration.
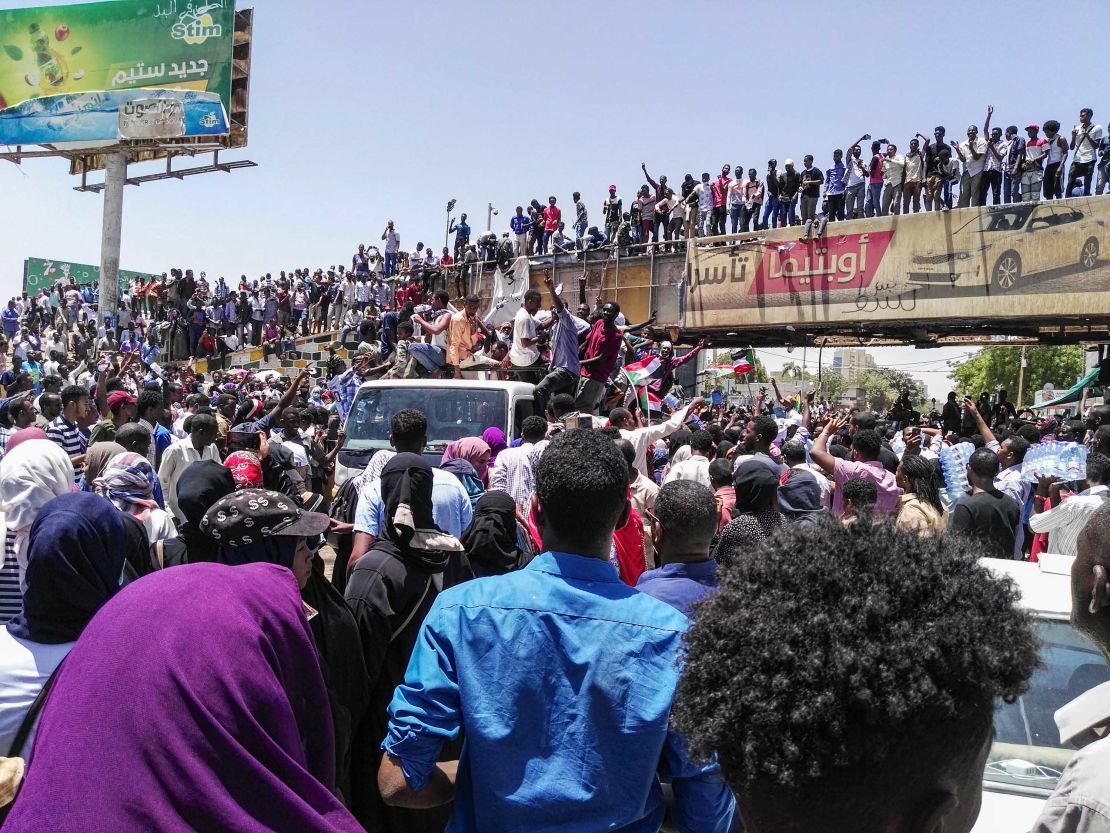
[858,368,928,413]
[949,346,1085,407]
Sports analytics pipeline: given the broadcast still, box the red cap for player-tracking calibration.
[106,390,137,411]
[608,184,617,191]
[1026,123,1040,131]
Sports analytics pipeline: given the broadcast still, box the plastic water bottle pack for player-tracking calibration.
[1020,442,1088,483]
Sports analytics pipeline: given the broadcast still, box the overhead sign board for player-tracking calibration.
[0,0,234,145]
[685,197,1110,332]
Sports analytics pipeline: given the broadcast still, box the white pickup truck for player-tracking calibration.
[334,379,537,485]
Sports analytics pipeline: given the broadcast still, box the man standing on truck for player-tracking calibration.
[533,275,590,418]
[575,301,624,414]
[446,294,493,379]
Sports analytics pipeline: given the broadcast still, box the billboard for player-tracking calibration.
[23,256,156,296]
[0,0,234,145]
[685,196,1110,332]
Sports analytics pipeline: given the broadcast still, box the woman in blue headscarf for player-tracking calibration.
[0,493,139,763]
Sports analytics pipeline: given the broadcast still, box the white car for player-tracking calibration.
[973,554,1110,832]
[906,202,1104,292]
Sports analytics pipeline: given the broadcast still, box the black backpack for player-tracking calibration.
[330,475,362,526]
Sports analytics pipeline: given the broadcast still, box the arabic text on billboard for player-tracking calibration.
[24,256,156,296]
[0,0,233,145]
[684,196,1110,331]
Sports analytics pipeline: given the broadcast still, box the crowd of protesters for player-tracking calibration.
[0,104,1108,831]
[0,253,1105,829]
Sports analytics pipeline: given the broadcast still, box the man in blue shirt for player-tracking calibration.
[378,429,735,833]
[636,479,719,616]
[450,213,471,261]
[1,301,19,339]
[824,148,848,222]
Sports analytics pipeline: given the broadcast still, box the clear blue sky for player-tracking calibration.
[2,0,1106,397]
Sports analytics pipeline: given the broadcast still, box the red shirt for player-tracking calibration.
[543,205,562,232]
[613,507,646,586]
[441,254,454,267]
[579,319,623,382]
[711,175,731,208]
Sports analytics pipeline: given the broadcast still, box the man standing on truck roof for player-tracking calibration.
[533,275,590,418]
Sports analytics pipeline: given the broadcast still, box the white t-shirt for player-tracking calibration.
[272,437,309,471]
[0,629,73,761]
[960,138,988,176]
[662,456,711,488]
[882,155,906,186]
[509,307,540,367]
[1073,124,1104,164]
[383,230,400,254]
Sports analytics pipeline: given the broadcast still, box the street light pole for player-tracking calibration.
[487,202,497,232]
[445,199,456,252]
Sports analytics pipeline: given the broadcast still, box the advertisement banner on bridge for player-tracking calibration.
[0,0,234,145]
[685,196,1110,331]
[23,256,156,296]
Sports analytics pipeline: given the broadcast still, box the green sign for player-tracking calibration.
[23,256,157,296]
[0,0,234,116]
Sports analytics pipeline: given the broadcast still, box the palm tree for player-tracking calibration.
[780,361,803,380]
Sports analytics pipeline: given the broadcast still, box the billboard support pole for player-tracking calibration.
[97,151,126,333]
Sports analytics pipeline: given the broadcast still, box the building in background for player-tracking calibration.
[834,348,875,407]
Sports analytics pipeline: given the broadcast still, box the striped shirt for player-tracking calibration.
[0,530,22,624]
[488,443,538,514]
[1028,486,1110,558]
[46,415,87,458]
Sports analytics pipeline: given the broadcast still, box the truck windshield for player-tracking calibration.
[985,618,1110,794]
[342,387,508,453]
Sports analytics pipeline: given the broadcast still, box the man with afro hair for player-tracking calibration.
[674,520,1038,833]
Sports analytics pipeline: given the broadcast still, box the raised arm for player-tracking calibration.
[962,396,997,446]
[982,105,993,141]
[810,414,848,475]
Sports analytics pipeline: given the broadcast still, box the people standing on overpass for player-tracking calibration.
[740,168,764,232]
[864,140,885,217]
[690,171,714,237]
[824,150,847,222]
[902,138,925,213]
[776,160,801,228]
[844,145,867,218]
[752,160,777,230]
[711,164,731,237]
[1042,119,1069,200]
[880,144,905,216]
[798,155,824,227]
[953,121,987,208]
[1068,107,1103,198]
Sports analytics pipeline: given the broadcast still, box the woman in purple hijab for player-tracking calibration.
[3,562,364,833]
[481,426,507,463]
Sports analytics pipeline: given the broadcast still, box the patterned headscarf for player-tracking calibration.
[94,452,159,522]
[225,451,264,490]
